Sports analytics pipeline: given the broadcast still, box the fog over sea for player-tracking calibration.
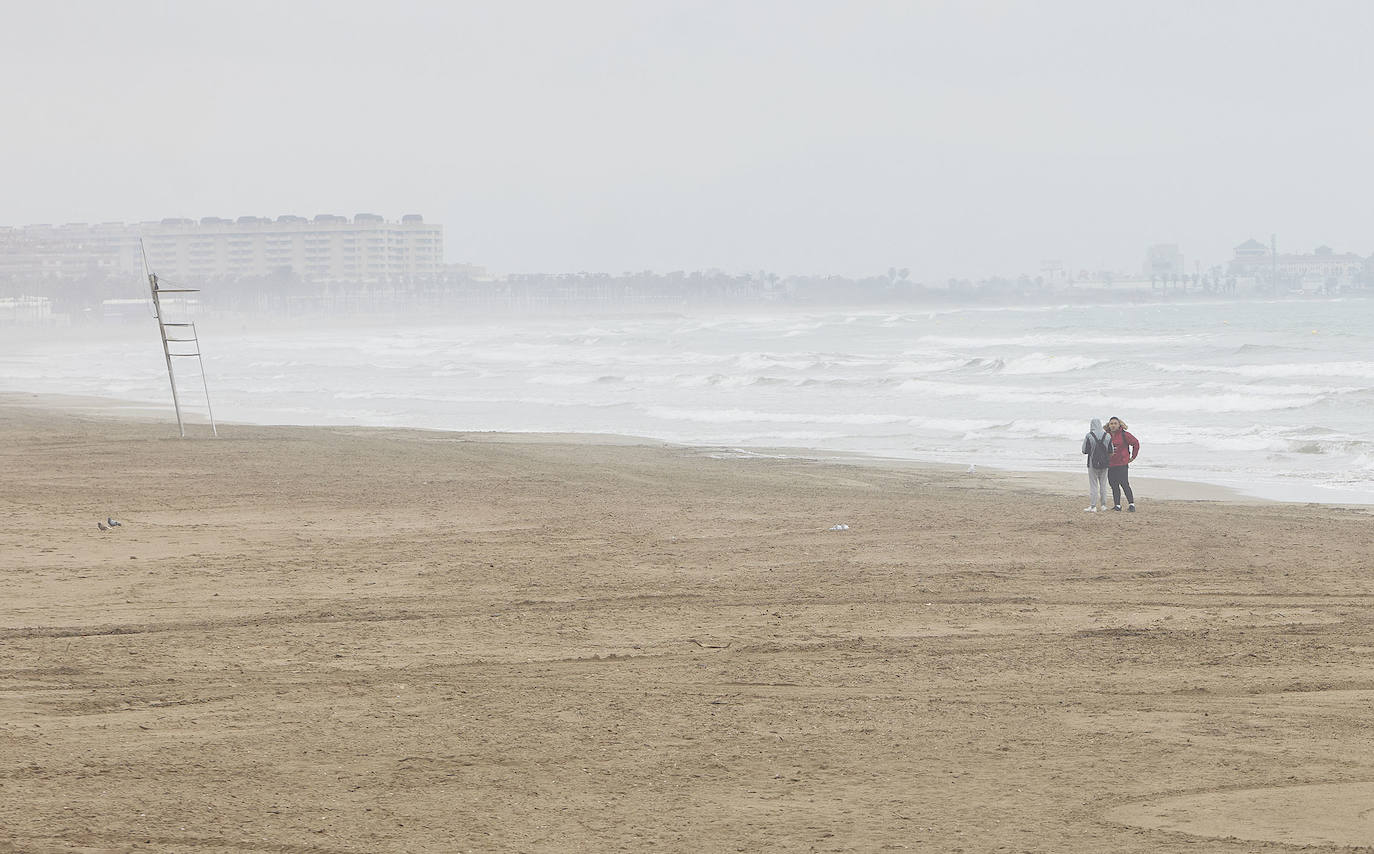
[5,297,1374,504]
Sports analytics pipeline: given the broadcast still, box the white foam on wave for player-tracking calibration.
[1195,380,1365,397]
[1352,453,1374,472]
[717,430,851,442]
[1001,353,1104,375]
[1152,360,1374,380]
[331,389,634,410]
[918,333,1184,349]
[667,373,800,389]
[639,407,1012,434]
[1129,392,1324,413]
[733,352,822,372]
[716,374,778,389]
[429,364,496,379]
[1004,418,1090,441]
[895,377,1072,404]
[526,373,605,386]
[887,358,971,375]
[1139,422,1373,459]
[640,407,920,427]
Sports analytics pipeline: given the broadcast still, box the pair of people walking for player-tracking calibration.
[1081,416,1138,512]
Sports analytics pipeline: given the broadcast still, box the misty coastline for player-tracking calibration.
[5,272,1365,329]
[6,298,1372,507]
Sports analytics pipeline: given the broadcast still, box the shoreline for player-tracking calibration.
[6,296,1373,510]
[3,389,1363,509]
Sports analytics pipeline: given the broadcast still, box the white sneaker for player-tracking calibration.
[1083,506,1097,512]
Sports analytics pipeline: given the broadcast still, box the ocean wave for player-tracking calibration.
[330,389,634,410]
[799,376,903,388]
[527,374,608,386]
[429,364,495,379]
[1352,453,1374,472]
[954,358,1005,373]
[1001,353,1104,375]
[892,353,1099,376]
[1152,360,1374,380]
[705,374,777,389]
[733,352,823,372]
[1003,418,1092,440]
[638,407,1019,434]
[1140,422,1372,457]
[1127,392,1325,413]
[246,360,315,369]
[716,430,851,442]
[886,358,971,374]
[917,333,1185,349]
[1195,380,1365,397]
[1233,343,1313,355]
[895,377,1064,403]
[918,416,1011,433]
[663,373,793,389]
[640,407,916,427]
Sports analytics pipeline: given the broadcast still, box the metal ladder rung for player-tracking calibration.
[165,337,197,342]
[155,288,200,293]
[162,322,192,327]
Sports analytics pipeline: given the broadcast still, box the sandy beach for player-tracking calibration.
[3,393,1374,853]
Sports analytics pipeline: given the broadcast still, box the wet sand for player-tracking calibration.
[3,394,1373,852]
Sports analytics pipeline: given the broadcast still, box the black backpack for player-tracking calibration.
[1087,433,1112,468]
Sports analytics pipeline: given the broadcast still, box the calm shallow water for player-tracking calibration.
[5,298,1373,503]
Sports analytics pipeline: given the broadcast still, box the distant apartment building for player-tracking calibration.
[1229,239,1364,287]
[0,222,137,284]
[1143,244,1185,277]
[0,214,443,285]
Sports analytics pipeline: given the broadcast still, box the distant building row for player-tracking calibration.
[1142,240,1372,290]
[0,213,443,284]
[1228,238,1365,287]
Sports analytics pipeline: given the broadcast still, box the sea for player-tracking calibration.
[4,297,1374,504]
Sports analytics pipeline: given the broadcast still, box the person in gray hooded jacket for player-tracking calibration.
[1081,417,1112,512]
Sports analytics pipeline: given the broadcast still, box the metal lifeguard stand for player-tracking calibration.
[144,246,217,438]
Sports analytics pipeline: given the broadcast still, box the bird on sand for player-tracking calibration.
[97,521,109,532]
[107,517,122,527]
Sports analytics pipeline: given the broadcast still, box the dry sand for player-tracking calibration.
[3,393,1374,853]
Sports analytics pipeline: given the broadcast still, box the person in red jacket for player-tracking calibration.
[1105,416,1139,512]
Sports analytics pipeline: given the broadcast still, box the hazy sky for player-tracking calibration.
[3,1,1371,279]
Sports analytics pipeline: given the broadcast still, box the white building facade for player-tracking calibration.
[1,214,443,284]
[1229,240,1364,289]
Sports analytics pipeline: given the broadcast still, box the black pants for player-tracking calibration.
[1108,465,1134,506]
